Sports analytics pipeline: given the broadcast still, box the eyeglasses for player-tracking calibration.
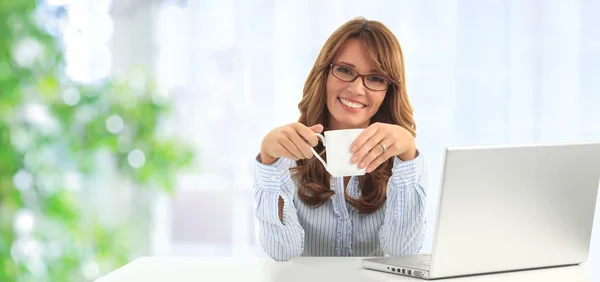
[329,63,391,91]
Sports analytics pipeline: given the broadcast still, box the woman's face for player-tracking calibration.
[325,38,388,130]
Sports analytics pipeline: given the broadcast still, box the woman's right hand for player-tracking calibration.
[260,122,324,165]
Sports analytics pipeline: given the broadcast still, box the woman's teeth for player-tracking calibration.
[339,97,366,109]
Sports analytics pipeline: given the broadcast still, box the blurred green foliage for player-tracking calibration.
[0,1,196,281]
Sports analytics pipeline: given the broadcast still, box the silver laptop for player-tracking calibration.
[362,142,600,279]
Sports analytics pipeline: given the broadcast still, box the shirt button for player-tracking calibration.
[400,173,408,178]
[270,176,277,181]
[279,169,285,175]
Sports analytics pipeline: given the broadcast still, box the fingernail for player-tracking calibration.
[350,145,357,152]
[366,167,372,173]
[359,162,365,168]
[351,156,358,163]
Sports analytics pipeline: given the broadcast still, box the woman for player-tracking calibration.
[254,17,428,261]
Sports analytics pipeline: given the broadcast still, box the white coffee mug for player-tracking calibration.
[309,128,366,177]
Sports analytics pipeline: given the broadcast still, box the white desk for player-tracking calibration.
[95,257,598,282]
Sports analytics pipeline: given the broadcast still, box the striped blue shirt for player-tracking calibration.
[253,152,428,261]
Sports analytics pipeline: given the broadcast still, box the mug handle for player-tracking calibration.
[310,133,327,168]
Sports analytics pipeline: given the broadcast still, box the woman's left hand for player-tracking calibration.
[350,122,417,173]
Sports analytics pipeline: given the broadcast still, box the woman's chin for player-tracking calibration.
[330,115,369,129]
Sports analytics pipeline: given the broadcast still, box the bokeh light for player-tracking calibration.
[127,149,146,168]
[13,169,34,192]
[105,115,124,134]
[10,128,34,153]
[12,37,44,68]
[62,88,81,106]
[81,260,100,280]
[24,103,60,136]
[10,237,40,262]
[13,209,35,236]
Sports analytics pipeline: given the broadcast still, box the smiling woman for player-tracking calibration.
[253,17,427,261]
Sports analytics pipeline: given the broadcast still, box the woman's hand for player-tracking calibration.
[260,122,324,165]
[350,122,417,173]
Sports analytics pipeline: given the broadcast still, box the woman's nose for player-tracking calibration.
[347,77,367,95]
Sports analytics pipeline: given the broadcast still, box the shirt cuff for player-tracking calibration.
[391,150,424,184]
[254,156,294,189]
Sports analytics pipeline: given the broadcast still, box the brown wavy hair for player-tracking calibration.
[290,17,416,214]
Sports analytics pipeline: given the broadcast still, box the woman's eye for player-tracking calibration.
[336,66,354,75]
[368,76,386,83]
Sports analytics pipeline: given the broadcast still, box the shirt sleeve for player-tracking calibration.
[378,150,429,256]
[253,156,305,261]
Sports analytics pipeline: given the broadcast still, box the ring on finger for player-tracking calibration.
[379,142,387,154]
